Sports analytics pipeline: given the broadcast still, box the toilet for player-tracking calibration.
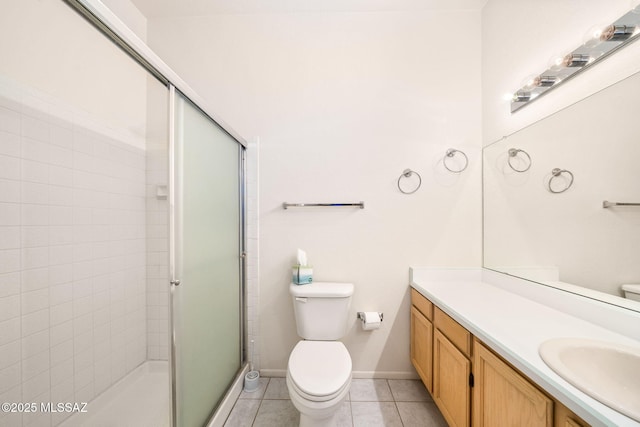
[286,282,354,427]
[622,284,640,302]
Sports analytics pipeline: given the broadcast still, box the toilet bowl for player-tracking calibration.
[286,282,354,427]
[286,341,351,426]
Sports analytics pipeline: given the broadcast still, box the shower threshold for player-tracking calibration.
[59,361,170,427]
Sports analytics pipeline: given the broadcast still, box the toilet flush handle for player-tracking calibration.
[295,297,307,303]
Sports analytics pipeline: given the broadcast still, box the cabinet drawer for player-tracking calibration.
[411,288,433,320]
[434,307,472,357]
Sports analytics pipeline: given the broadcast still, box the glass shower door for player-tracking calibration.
[170,89,243,427]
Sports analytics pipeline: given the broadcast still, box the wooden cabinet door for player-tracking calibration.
[554,401,588,427]
[473,340,553,427]
[411,306,433,393]
[433,329,471,427]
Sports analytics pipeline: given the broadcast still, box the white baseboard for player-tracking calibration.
[260,369,418,380]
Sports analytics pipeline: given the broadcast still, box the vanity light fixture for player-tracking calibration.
[511,6,640,112]
[601,24,637,41]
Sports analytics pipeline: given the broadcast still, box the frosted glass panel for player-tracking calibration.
[173,92,241,427]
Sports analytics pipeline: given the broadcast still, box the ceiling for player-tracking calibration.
[129,0,488,18]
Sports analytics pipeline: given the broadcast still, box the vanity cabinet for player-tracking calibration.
[473,339,552,427]
[410,289,433,392]
[433,308,472,427]
[410,289,591,427]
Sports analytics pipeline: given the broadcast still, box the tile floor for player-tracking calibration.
[223,378,448,427]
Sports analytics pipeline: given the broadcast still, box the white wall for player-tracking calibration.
[147,10,482,375]
[482,0,640,145]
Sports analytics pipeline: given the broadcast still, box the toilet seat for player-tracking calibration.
[287,341,352,402]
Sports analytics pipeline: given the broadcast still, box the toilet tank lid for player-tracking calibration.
[290,282,354,298]
[622,284,640,295]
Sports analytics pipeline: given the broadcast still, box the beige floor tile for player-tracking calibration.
[396,401,447,426]
[239,377,270,400]
[387,379,431,402]
[253,399,300,427]
[351,401,402,427]
[335,400,353,427]
[263,377,290,399]
[349,379,393,402]
[223,399,261,427]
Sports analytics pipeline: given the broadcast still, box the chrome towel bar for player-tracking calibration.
[602,201,640,208]
[283,202,365,210]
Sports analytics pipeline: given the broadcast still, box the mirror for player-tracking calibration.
[483,69,640,312]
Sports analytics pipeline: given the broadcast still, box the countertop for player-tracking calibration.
[410,271,640,427]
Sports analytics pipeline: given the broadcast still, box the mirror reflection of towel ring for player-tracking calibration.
[508,148,532,172]
[548,168,574,193]
[443,148,468,173]
[397,169,422,194]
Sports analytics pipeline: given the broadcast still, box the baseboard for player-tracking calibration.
[260,369,418,380]
[207,364,249,427]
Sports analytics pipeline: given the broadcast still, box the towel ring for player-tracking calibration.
[443,148,468,173]
[508,148,532,172]
[548,168,574,193]
[397,169,422,194]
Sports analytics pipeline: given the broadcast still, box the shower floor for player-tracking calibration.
[59,361,170,427]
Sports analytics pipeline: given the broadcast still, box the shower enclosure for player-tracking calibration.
[0,1,246,426]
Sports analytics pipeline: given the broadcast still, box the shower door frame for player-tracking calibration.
[63,1,249,426]
[168,85,247,426]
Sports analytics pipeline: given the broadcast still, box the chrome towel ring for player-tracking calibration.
[397,168,422,194]
[444,148,468,173]
[548,168,574,193]
[508,148,532,172]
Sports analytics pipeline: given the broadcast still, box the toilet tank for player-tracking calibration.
[290,282,354,340]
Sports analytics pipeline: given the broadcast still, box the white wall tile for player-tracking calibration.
[21,247,48,270]
[21,268,48,293]
[0,203,20,226]
[0,363,21,394]
[0,340,20,371]
[0,318,20,347]
[0,179,21,203]
[0,227,20,250]
[0,155,20,180]
[50,321,72,348]
[21,227,49,248]
[49,264,72,286]
[21,309,49,337]
[21,289,49,316]
[22,370,50,402]
[22,350,49,381]
[22,330,49,359]
[49,301,72,326]
[0,272,20,299]
[0,132,20,160]
[22,138,50,164]
[21,115,49,143]
[21,160,47,184]
[0,107,21,134]
[21,205,49,226]
[0,295,20,322]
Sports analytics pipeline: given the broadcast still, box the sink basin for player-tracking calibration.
[539,338,640,422]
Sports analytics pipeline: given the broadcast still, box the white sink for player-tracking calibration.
[539,338,640,422]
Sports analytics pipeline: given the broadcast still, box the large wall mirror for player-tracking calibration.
[483,69,640,312]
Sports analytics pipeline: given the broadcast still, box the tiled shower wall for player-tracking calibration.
[0,84,147,427]
[145,138,169,361]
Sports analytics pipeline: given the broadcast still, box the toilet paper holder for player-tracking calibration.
[357,312,383,322]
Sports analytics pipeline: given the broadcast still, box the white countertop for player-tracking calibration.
[410,269,640,427]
